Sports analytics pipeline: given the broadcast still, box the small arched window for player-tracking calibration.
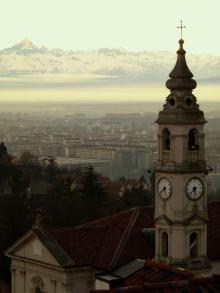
[163,128,170,151]
[188,129,199,151]
[35,288,42,293]
[190,232,199,258]
[161,232,168,257]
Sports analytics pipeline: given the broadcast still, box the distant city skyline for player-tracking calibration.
[0,0,219,54]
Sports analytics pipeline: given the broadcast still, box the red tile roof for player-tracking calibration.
[50,207,154,270]
[91,276,220,292]
[124,260,194,286]
[91,260,220,292]
[116,207,154,268]
[49,201,220,270]
[50,225,107,266]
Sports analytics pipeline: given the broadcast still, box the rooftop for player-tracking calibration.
[92,259,220,293]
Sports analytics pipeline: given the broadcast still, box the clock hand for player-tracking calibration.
[193,186,197,195]
[159,186,166,195]
[189,190,195,196]
[189,186,197,198]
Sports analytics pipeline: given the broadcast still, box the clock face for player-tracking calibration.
[158,178,172,200]
[186,177,203,200]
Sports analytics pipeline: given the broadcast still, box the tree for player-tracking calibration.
[122,187,146,207]
[42,156,58,182]
[0,142,7,158]
[19,151,39,167]
[19,151,42,180]
[78,166,107,222]
[48,175,78,199]
[81,166,105,197]
[9,168,30,196]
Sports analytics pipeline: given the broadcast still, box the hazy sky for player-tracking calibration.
[1,0,219,54]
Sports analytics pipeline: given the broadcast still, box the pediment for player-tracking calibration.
[183,214,208,225]
[155,214,207,226]
[6,231,60,266]
[5,228,75,268]
[154,215,172,224]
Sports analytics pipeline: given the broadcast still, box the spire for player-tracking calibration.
[166,39,197,90]
[156,33,206,125]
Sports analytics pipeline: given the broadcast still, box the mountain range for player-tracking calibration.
[0,39,219,84]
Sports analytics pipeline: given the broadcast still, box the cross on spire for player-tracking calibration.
[177,20,186,39]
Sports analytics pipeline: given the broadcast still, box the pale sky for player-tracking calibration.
[0,0,219,54]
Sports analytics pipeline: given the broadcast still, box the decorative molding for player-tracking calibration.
[154,215,172,225]
[31,275,44,288]
[155,213,208,226]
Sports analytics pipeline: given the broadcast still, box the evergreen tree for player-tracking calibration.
[9,168,30,196]
[48,175,78,199]
[81,166,105,197]
[42,156,58,182]
[0,142,7,158]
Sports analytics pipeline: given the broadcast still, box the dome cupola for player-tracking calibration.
[156,34,206,125]
[166,39,197,91]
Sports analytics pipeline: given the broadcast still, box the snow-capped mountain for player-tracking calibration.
[0,39,219,83]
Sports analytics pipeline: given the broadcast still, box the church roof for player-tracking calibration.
[123,259,194,285]
[49,201,220,269]
[50,207,155,270]
[91,260,220,293]
[92,276,220,293]
[97,259,194,287]
[6,201,220,270]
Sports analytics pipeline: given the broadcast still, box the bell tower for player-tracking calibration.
[154,36,209,269]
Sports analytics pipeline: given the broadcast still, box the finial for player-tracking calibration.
[177,20,186,40]
[177,39,186,55]
[32,209,44,229]
[166,28,197,90]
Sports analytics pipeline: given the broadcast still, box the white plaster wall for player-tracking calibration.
[95,279,110,290]
[11,258,95,293]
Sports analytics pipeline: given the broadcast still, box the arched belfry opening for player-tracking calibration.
[188,129,199,162]
[188,128,199,151]
[161,232,168,257]
[162,128,170,163]
[163,128,171,150]
[190,232,199,258]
